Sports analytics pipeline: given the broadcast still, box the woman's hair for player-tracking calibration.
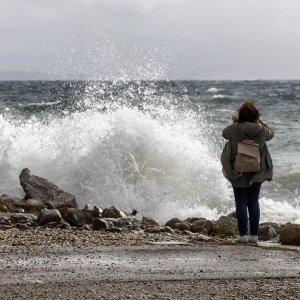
[238,102,260,123]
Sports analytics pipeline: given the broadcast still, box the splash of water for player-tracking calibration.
[0,81,234,221]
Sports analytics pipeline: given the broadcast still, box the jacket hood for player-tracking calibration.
[239,122,262,138]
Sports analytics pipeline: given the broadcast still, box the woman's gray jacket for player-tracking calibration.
[221,121,274,187]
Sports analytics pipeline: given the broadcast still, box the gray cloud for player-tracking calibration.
[1,0,300,79]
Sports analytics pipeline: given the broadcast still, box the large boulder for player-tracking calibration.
[102,206,126,218]
[59,208,98,226]
[174,222,191,231]
[165,218,182,229]
[191,219,214,235]
[0,194,46,213]
[37,209,62,226]
[279,223,300,245]
[212,216,239,237]
[19,168,77,208]
[141,216,160,227]
[258,222,280,241]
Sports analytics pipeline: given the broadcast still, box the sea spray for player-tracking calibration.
[0,82,232,221]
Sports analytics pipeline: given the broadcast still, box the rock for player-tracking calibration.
[10,213,37,224]
[59,208,96,226]
[165,218,182,229]
[195,234,210,241]
[258,223,280,241]
[45,201,55,209]
[102,206,126,218]
[144,226,162,234]
[93,206,103,215]
[19,168,77,208]
[100,217,140,230]
[161,226,174,234]
[37,209,62,226]
[46,222,58,228]
[0,215,10,225]
[0,194,46,212]
[142,216,160,227]
[191,219,214,235]
[131,209,138,216]
[212,216,238,237]
[280,223,300,245]
[15,223,29,230]
[92,218,110,230]
[184,217,203,223]
[174,222,191,231]
[84,204,94,210]
[0,202,8,212]
[227,211,237,218]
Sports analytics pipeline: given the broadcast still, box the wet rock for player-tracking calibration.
[191,219,214,235]
[19,168,77,208]
[227,211,237,218]
[10,213,37,224]
[14,208,25,213]
[102,206,126,218]
[142,216,160,227]
[258,223,280,241]
[0,194,46,212]
[184,217,203,224]
[92,218,110,230]
[37,209,62,226]
[59,208,96,226]
[212,216,238,237]
[174,222,191,231]
[165,218,182,229]
[280,223,300,245]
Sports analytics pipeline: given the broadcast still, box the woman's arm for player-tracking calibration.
[259,120,275,141]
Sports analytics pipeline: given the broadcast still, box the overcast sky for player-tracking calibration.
[1,0,300,80]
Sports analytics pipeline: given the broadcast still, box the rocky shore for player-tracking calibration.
[1,168,299,246]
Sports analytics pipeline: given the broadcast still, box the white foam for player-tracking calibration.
[260,196,300,224]
[206,87,218,93]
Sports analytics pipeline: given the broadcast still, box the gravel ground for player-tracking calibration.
[0,278,299,300]
[0,228,299,299]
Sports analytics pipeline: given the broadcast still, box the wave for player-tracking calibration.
[206,87,218,93]
[0,91,232,222]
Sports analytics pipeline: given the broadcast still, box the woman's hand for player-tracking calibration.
[232,114,239,123]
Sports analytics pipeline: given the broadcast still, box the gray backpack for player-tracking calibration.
[234,140,261,173]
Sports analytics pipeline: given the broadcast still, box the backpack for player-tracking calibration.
[234,140,261,173]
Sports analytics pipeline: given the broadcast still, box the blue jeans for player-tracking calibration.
[233,182,262,236]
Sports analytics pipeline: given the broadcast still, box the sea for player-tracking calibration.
[0,80,299,224]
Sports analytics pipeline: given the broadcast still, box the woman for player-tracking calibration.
[221,102,274,243]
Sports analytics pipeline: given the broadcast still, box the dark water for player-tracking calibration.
[0,80,299,223]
